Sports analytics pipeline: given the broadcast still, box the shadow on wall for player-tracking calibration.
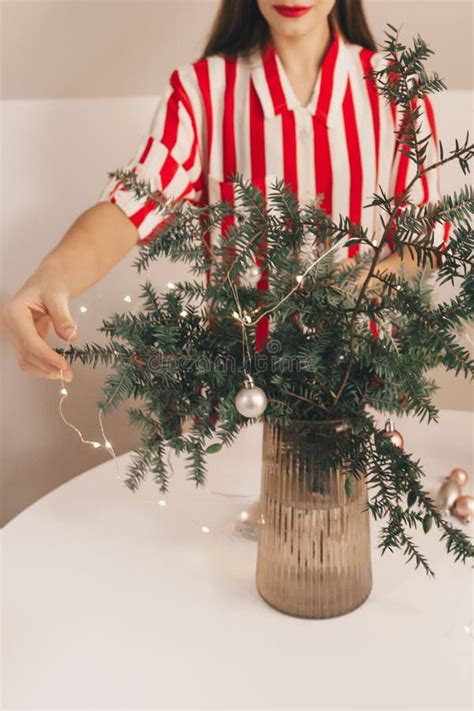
[1,0,472,99]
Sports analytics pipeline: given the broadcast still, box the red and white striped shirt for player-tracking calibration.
[99,29,449,261]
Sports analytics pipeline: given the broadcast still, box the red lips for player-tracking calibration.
[273,4,312,17]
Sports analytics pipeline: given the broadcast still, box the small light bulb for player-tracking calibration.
[371,239,378,247]
[123,295,132,303]
[296,275,304,284]
[179,310,187,318]
[92,442,101,449]
[239,510,249,522]
[60,387,68,396]
[158,499,167,507]
[80,306,88,313]
[201,526,210,534]
[105,441,112,449]
[167,282,176,290]
[244,315,252,324]
[232,311,240,320]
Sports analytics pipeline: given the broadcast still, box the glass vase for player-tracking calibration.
[256,420,372,618]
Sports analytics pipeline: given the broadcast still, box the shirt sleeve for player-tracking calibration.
[388,93,451,254]
[97,68,204,243]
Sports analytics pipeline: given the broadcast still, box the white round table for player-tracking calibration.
[2,410,473,710]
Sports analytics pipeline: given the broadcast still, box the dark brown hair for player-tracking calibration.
[201,0,377,58]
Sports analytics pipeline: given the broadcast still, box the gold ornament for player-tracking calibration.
[449,468,468,487]
[452,495,474,524]
[382,419,404,448]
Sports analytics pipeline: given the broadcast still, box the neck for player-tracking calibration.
[269,19,333,78]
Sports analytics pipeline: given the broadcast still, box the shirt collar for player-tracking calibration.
[248,29,349,127]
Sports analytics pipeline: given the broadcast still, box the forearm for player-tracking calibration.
[32,202,139,299]
[359,244,436,293]
[377,246,437,280]
[376,245,423,280]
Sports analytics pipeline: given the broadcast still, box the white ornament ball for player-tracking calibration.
[235,377,268,418]
[242,265,262,288]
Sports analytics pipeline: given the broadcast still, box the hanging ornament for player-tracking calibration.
[435,478,462,513]
[449,468,469,487]
[381,419,404,448]
[235,375,268,419]
[452,495,474,524]
[241,265,261,288]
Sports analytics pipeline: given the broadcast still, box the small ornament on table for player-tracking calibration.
[381,418,404,448]
[435,478,462,514]
[449,468,469,487]
[235,375,268,419]
[452,495,474,524]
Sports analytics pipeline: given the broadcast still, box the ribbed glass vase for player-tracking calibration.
[256,420,372,618]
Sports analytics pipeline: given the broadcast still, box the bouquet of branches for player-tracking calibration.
[60,26,474,574]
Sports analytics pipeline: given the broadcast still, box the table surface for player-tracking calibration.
[2,409,473,711]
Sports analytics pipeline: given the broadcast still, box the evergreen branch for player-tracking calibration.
[68,23,474,577]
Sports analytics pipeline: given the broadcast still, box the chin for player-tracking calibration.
[272,18,318,38]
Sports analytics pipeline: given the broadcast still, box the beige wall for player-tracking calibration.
[1,1,472,99]
[1,1,473,526]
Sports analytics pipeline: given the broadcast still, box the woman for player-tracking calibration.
[1,0,447,376]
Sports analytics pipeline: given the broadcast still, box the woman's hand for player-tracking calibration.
[1,262,76,381]
[2,203,140,382]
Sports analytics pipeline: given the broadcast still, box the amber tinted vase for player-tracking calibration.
[256,421,372,618]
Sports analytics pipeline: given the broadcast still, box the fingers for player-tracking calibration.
[27,351,73,381]
[8,304,72,375]
[34,312,53,340]
[17,353,70,380]
[44,291,79,341]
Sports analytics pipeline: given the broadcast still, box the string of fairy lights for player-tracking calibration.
[55,248,473,534]
[56,291,261,537]
[54,234,352,534]
[57,216,474,528]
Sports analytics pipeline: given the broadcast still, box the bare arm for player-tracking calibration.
[338,245,430,295]
[1,202,139,381]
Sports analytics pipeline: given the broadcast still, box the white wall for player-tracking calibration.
[1,1,473,525]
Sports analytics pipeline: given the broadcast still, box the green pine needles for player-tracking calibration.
[59,26,473,574]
